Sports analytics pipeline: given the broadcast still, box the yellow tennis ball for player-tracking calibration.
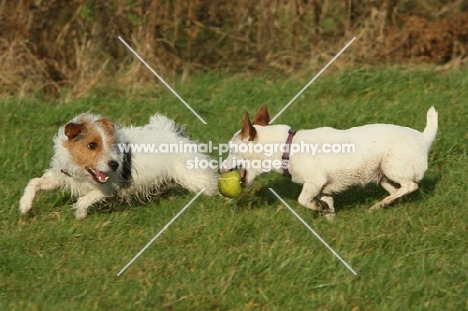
[218,170,242,198]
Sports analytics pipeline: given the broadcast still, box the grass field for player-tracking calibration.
[1,67,467,310]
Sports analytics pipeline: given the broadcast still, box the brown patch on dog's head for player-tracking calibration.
[96,118,116,146]
[96,118,115,135]
[241,104,270,141]
[64,123,85,140]
[241,112,257,141]
[63,118,105,167]
[62,115,118,182]
[253,104,270,126]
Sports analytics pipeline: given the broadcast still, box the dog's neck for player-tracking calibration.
[281,129,297,177]
[253,124,293,174]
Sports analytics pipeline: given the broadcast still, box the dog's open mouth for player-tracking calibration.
[87,168,109,184]
[240,168,248,187]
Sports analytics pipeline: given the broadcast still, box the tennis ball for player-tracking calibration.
[218,170,242,198]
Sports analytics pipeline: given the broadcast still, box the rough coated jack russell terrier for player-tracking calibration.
[220,105,438,219]
[20,113,218,219]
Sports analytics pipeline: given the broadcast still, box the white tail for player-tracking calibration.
[423,106,438,148]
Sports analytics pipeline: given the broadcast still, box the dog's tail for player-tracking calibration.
[423,106,438,148]
[149,113,186,136]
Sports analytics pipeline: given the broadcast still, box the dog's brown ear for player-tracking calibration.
[253,104,270,126]
[96,118,115,134]
[64,123,84,140]
[241,112,257,141]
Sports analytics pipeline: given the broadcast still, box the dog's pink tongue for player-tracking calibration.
[95,171,108,183]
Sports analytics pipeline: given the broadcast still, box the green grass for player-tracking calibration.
[1,67,467,310]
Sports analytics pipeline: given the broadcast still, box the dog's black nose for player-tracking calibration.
[108,160,119,171]
[217,168,221,174]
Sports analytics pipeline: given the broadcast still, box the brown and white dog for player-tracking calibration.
[220,105,438,219]
[20,113,218,219]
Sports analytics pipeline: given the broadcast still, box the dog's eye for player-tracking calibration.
[87,142,98,150]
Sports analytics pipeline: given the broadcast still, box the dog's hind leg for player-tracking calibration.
[73,190,107,220]
[20,170,63,215]
[380,179,400,195]
[369,181,418,211]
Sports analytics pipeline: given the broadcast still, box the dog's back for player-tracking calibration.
[117,114,218,197]
[291,107,438,192]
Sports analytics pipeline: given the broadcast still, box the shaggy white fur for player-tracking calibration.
[220,105,438,219]
[20,113,218,219]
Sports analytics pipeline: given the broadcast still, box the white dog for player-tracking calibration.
[20,113,218,219]
[220,105,438,218]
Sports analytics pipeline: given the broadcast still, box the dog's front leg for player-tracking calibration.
[298,182,323,211]
[73,190,107,220]
[319,195,335,221]
[20,170,63,215]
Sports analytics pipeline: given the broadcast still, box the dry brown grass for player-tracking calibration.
[1,0,468,98]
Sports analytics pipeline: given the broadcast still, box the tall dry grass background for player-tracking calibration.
[1,0,468,98]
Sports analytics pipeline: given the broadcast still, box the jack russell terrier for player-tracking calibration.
[220,104,438,219]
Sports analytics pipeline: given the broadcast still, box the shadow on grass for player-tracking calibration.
[35,171,439,218]
[86,186,191,217]
[232,172,441,213]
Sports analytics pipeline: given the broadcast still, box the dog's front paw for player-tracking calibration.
[73,203,88,220]
[19,196,33,215]
[323,212,336,222]
[74,208,88,220]
[305,200,323,211]
[368,203,382,212]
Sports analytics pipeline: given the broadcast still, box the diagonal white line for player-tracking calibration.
[118,36,207,124]
[269,188,357,275]
[117,188,206,276]
[269,37,356,124]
